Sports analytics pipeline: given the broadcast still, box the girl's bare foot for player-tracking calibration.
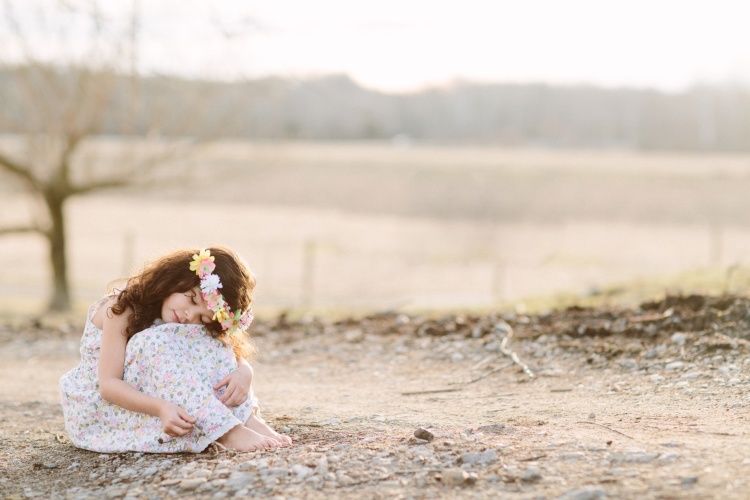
[216,424,276,452]
[245,413,293,447]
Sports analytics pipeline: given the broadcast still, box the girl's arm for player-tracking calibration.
[98,307,196,436]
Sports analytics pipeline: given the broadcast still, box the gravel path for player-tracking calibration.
[2,294,750,498]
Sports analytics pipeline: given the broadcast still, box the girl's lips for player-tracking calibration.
[174,311,180,323]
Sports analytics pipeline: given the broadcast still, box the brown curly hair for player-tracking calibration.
[109,246,256,360]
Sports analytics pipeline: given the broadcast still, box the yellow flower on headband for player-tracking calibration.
[213,308,230,323]
[190,249,215,276]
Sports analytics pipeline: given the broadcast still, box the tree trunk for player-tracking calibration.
[46,194,70,312]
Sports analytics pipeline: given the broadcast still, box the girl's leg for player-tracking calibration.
[125,325,261,452]
[244,412,293,447]
[126,324,285,452]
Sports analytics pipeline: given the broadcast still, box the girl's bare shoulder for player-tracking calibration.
[91,297,119,330]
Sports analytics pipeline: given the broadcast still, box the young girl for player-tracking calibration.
[60,246,292,453]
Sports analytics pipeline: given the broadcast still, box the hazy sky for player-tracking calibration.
[4,0,750,93]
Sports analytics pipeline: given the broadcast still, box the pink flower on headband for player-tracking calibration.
[204,291,223,310]
[240,310,254,326]
[189,249,216,278]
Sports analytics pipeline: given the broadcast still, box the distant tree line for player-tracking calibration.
[2,67,750,151]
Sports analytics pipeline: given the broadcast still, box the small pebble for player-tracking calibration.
[223,472,257,491]
[559,487,607,500]
[619,359,637,370]
[191,468,211,478]
[459,450,497,465]
[475,424,507,435]
[658,452,680,462]
[141,467,158,477]
[414,427,434,442]
[522,468,542,483]
[291,464,314,478]
[608,452,659,464]
[671,332,687,346]
[179,478,206,491]
[441,468,472,487]
[681,476,699,488]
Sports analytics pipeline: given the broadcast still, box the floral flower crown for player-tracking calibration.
[189,249,253,336]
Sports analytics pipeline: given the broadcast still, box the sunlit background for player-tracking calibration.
[8,0,748,91]
[2,0,750,317]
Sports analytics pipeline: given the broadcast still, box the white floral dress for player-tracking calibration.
[60,299,258,453]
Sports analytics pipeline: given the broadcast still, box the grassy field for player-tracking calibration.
[2,140,750,317]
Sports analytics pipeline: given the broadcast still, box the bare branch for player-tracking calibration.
[0,224,45,236]
[0,151,40,188]
[58,130,85,187]
[72,141,192,195]
[71,177,130,196]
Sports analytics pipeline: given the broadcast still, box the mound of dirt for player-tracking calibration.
[255,293,750,368]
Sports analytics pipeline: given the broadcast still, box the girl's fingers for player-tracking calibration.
[178,409,197,424]
[171,420,194,434]
[220,386,234,404]
[167,423,188,435]
[175,420,193,431]
[220,388,232,403]
[213,376,230,391]
[226,389,249,406]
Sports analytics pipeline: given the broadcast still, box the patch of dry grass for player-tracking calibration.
[3,140,750,318]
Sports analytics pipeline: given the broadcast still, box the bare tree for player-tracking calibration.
[0,1,244,311]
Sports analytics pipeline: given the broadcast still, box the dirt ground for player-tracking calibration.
[1,294,750,499]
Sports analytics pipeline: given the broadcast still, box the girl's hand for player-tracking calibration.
[213,361,253,407]
[158,401,197,437]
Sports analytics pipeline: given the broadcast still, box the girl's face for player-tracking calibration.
[161,287,214,326]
